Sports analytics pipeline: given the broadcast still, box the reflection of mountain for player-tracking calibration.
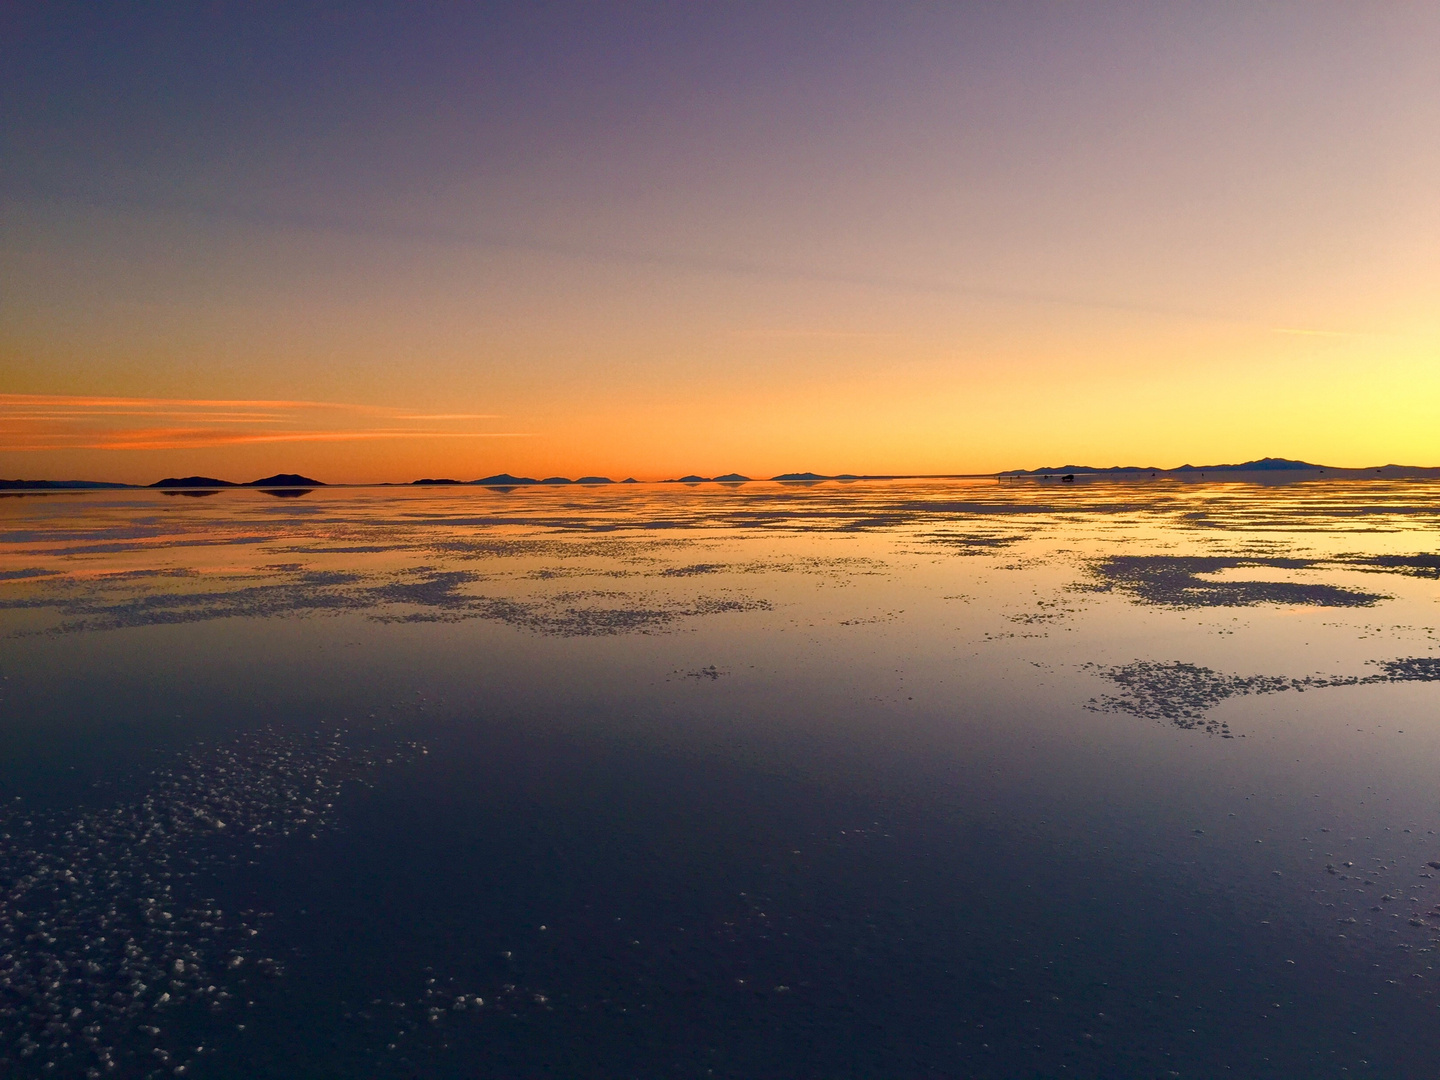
[260,488,313,498]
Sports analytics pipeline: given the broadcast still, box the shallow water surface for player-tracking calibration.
[2,479,1439,1078]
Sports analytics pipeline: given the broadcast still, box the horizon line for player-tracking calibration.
[6,459,1440,491]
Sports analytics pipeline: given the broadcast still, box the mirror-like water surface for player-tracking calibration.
[3,479,1439,1078]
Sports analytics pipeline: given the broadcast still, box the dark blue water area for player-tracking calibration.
[4,482,1440,1078]
[6,634,1438,1079]
[240,731,1438,1080]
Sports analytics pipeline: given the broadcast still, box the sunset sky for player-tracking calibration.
[3,3,1437,483]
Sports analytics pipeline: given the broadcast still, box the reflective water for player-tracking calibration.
[2,479,1439,1078]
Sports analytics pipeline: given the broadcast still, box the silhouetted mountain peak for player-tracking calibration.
[1004,457,1325,477]
[471,474,538,486]
[245,473,323,487]
[665,473,754,483]
[150,476,237,488]
[1173,457,1318,472]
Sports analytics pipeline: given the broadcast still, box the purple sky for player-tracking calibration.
[4,3,1437,480]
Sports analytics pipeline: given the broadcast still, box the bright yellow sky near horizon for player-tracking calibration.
[3,5,1437,484]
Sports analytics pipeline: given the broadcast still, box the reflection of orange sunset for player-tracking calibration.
[3,5,1437,483]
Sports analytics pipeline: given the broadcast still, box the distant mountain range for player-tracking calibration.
[150,473,323,488]
[0,479,134,490]
[666,473,891,483]
[410,474,639,486]
[5,458,1439,491]
[1,473,323,490]
[997,457,1440,478]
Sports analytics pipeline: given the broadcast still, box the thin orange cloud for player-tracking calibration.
[11,412,291,422]
[0,394,364,410]
[0,394,525,451]
[0,430,534,452]
[394,414,505,421]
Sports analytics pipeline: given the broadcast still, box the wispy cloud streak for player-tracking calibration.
[0,395,530,451]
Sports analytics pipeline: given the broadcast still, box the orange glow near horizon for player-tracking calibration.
[3,6,1438,484]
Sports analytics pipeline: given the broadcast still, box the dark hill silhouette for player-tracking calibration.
[471,474,539,486]
[666,473,753,483]
[245,473,323,487]
[1002,457,1328,477]
[667,472,883,482]
[151,476,237,488]
[8,458,1439,492]
[469,474,612,486]
[996,458,1440,479]
[1175,457,1315,471]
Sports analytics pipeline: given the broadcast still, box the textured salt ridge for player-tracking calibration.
[0,566,773,639]
[1084,553,1440,611]
[1084,556,1389,609]
[1085,657,1440,733]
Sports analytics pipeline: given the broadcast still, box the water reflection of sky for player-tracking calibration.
[2,481,1439,1077]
